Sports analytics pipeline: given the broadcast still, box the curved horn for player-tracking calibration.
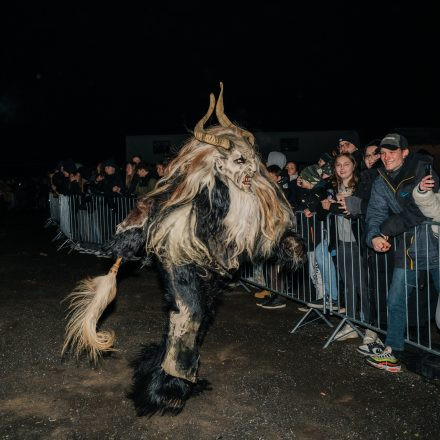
[194,92,231,149]
[215,82,255,146]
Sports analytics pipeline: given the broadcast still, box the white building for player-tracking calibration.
[126,129,360,167]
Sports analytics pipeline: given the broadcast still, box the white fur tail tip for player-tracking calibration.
[62,272,118,363]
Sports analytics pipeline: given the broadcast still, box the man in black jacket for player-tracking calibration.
[102,159,125,212]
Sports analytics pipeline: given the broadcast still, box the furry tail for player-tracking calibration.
[62,258,122,363]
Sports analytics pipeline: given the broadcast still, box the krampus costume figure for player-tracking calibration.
[62,83,305,416]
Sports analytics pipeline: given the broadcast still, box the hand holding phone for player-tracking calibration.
[425,164,433,177]
[419,174,435,192]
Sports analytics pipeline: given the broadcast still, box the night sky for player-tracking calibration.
[1,3,438,171]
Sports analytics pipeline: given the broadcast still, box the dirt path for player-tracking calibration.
[1,210,440,439]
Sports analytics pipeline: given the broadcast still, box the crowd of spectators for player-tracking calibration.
[48,155,169,208]
[254,133,440,375]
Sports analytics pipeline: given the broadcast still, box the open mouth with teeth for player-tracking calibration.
[242,175,252,187]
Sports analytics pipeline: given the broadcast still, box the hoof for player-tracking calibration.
[128,344,210,416]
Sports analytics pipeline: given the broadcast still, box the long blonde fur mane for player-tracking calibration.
[121,125,295,270]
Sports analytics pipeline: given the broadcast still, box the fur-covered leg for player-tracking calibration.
[128,342,209,416]
[129,265,208,416]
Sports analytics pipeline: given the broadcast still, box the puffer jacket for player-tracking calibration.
[366,152,439,269]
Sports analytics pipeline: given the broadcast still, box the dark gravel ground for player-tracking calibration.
[1,210,440,440]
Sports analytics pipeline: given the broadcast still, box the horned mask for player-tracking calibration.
[193,82,255,149]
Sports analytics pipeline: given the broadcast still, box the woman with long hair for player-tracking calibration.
[325,153,369,340]
[124,161,138,195]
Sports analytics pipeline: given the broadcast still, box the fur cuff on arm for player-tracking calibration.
[274,232,306,270]
[102,227,147,260]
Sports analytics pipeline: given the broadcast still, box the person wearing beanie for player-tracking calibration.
[298,164,321,189]
[338,135,359,153]
[339,135,363,171]
[318,152,334,168]
[320,161,333,179]
[102,158,118,171]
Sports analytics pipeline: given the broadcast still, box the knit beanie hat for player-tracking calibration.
[102,158,118,168]
[267,151,287,169]
[339,134,359,147]
[319,152,333,164]
[300,164,321,186]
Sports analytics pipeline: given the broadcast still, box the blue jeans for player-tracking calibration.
[315,240,338,301]
[386,268,440,351]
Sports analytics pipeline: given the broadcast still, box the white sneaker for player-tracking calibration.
[362,329,378,345]
[357,337,385,356]
[334,323,359,341]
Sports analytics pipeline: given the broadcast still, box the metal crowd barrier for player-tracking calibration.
[48,193,60,223]
[241,211,440,356]
[47,195,440,356]
[47,193,136,253]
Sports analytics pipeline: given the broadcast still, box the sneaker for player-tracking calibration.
[357,337,385,356]
[329,300,346,314]
[366,347,401,373]
[258,295,286,309]
[334,323,359,341]
[254,290,271,299]
[256,293,274,306]
[306,299,324,309]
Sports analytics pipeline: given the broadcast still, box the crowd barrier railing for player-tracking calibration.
[48,193,60,224]
[241,211,440,355]
[47,195,440,356]
[47,193,136,253]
